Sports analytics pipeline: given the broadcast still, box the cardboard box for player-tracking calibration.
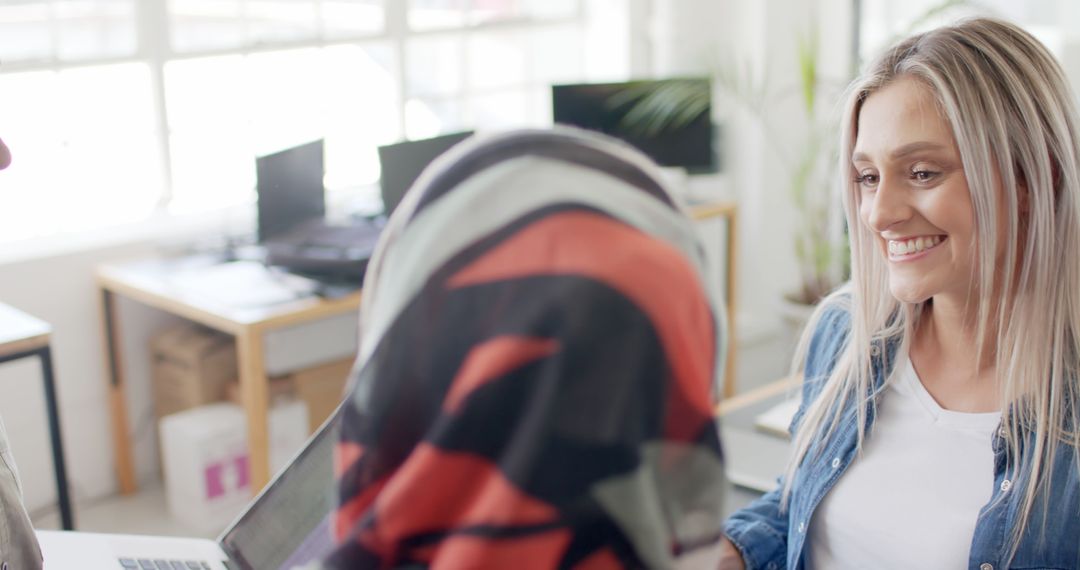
[159,401,309,532]
[227,358,354,433]
[225,376,294,408]
[150,324,237,418]
[291,358,354,432]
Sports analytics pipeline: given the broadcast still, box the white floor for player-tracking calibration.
[31,326,797,538]
[32,479,223,538]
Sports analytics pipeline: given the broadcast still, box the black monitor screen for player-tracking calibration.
[377,131,473,215]
[552,79,715,172]
[256,139,326,242]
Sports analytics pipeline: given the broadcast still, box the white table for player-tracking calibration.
[0,302,73,529]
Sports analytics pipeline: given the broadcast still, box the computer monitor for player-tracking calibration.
[256,139,326,243]
[377,131,474,215]
[551,79,716,172]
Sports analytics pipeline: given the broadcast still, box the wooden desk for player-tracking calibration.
[0,303,74,529]
[97,256,362,495]
[688,202,739,399]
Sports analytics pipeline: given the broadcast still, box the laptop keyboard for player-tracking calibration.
[118,558,212,570]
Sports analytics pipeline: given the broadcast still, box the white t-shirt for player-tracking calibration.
[805,356,1000,570]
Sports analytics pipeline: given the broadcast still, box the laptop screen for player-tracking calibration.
[256,139,326,243]
[218,399,344,570]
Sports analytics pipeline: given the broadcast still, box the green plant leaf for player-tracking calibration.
[608,79,711,137]
[797,32,818,115]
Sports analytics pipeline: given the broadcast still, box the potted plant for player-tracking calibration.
[714,30,850,334]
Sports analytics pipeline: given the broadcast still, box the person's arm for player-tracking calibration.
[716,537,747,570]
[720,474,791,568]
[718,299,852,570]
[0,137,11,170]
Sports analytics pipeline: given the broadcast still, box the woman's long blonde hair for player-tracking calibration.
[783,17,1080,556]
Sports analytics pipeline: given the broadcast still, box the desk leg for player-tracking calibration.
[237,330,270,493]
[38,346,74,530]
[101,289,137,495]
[723,211,739,400]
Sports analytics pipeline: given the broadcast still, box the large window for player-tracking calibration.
[0,0,625,244]
[858,0,1080,91]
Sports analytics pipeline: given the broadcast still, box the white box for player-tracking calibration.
[159,401,309,531]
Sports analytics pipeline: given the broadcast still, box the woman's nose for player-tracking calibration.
[864,176,910,232]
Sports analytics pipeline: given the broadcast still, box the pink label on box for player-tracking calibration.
[203,454,250,499]
[234,454,249,488]
[204,463,225,499]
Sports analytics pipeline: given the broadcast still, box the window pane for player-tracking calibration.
[529,86,551,126]
[322,0,383,38]
[405,36,462,97]
[321,44,400,190]
[529,25,583,85]
[468,0,521,26]
[467,90,528,128]
[523,0,577,20]
[167,132,255,216]
[409,0,467,31]
[0,0,136,64]
[405,97,467,139]
[468,31,526,89]
[164,44,399,213]
[163,55,251,213]
[0,64,162,242]
[0,2,51,63]
[168,0,246,53]
[54,0,136,61]
[246,0,318,45]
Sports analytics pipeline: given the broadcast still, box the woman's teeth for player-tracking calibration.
[888,235,943,255]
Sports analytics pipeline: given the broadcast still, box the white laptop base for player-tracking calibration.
[37,531,230,570]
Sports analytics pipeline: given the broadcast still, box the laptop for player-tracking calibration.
[37,403,344,570]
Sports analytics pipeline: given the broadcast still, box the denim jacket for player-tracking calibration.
[723,302,1080,570]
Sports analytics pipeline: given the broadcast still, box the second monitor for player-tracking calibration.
[377,131,474,215]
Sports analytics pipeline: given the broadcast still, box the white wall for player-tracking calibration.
[0,237,192,514]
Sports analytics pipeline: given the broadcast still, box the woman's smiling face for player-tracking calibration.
[855,76,981,305]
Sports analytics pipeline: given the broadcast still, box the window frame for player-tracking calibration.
[0,0,590,244]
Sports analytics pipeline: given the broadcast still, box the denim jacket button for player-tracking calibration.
[870,344,881,356]
[798,521,806,533]
[997,425,1007,438]
[831,457,841,469]
[980,564,993,570]
[1000,479,1012,493]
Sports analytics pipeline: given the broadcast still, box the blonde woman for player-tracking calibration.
[720,17,1080,570]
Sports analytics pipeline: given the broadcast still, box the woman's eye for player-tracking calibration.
[911,169,939,183]
[856,172,879,188]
